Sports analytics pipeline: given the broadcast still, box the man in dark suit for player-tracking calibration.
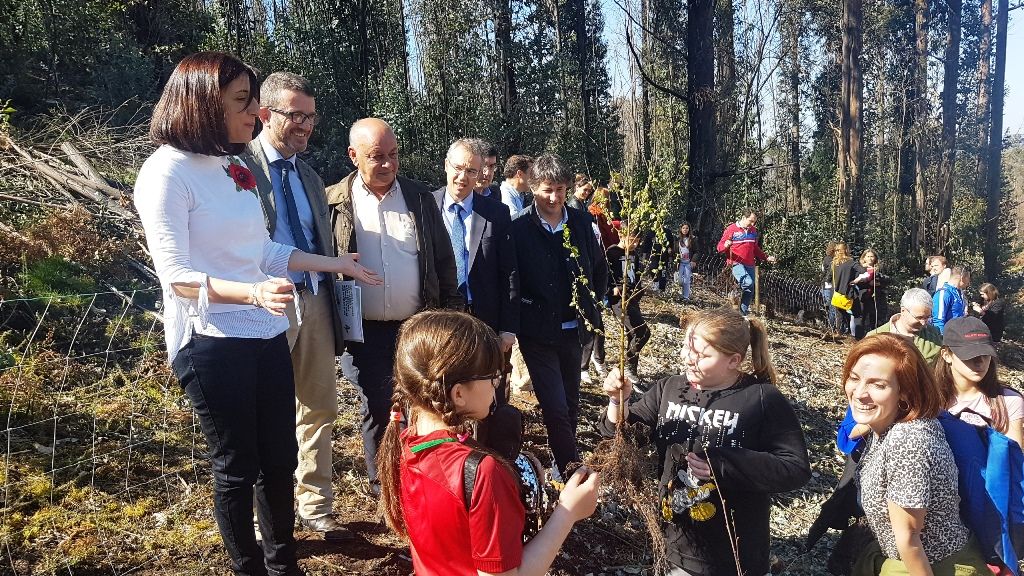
[433,139,520,459]
[510,153,608,478]
[473,141,501,200]
[432,139,519,349]
[240,72,351,540]
[326,118,462,495]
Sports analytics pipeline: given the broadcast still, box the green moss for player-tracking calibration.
[18,255,97,300]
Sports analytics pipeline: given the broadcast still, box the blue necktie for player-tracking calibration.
[449,204,468,296]
[271,159,314,290]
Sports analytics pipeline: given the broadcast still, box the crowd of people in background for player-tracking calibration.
[133,52,1020,576]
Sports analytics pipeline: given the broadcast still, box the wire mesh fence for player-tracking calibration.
[0,287,218,575]
[687,252,825,320]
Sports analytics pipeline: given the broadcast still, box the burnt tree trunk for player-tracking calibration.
[935,0,962,253]
[911,0,930,256]
[495,0,519,153]
[984,0,1008,279]
[784,3,802,213]
[838,0,864,241]
[975,0,993,193]
[714,0,737,192]
[687,0,717,244]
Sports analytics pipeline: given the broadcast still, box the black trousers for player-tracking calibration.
[172,333,298,576]
[612,298,650,373]
[343,319,403,484]
[581,329,606,370]
[519,328,582,476]
[856,294,884,338]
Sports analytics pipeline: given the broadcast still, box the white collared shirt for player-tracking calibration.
[351,176,422,321]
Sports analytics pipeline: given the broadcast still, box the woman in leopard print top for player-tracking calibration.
[844,334,990,575]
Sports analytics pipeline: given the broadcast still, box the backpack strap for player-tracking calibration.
[463,450,487,511]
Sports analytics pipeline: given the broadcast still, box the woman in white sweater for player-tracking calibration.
[135,52,379,576]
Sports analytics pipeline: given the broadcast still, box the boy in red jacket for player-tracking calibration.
[717,208,776,315]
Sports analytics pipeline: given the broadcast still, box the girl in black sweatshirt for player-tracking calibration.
[601,307,811,575]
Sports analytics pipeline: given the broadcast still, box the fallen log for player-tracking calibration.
[1,134,132,218]
[59,142,109,188]
[0,192,71,209]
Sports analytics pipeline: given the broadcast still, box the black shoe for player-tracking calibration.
[297,515,356,542]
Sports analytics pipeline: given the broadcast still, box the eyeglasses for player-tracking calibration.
[448,161,479,179]
[452,373,502,389]
[900,307,932,324]
[268,107,320,126]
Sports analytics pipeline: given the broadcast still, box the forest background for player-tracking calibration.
[2,0,1024,286]
[3,1,1024,574]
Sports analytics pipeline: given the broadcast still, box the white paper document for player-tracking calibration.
[334,279,364,343]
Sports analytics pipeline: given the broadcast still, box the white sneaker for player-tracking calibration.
[580,370,593,385]
[591,357,608,379]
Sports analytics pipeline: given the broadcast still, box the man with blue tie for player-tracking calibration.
[241,72,352,541]
[434,139,521,459]
[433,139,519,352]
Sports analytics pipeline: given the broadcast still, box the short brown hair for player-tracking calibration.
[842,334,945,422]
[149,52,259,156]
[503,154,533,179]
[260,71,314,108]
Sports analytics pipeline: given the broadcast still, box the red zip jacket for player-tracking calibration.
[717,223,768,266]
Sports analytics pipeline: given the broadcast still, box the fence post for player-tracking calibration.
[754,265,760,314]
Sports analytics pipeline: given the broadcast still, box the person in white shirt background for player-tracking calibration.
[499,154,533,216]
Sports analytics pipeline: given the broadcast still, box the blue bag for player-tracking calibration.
[938,411,1024,574]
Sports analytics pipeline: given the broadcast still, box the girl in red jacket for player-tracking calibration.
[377,310,600,576]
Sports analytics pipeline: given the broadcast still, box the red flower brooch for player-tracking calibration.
[224,156,258,193]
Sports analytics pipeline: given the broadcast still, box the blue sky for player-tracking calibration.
[600,1,1024,140]
[1005,14,1023,137]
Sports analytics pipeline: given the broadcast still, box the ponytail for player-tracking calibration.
[377,402,408,538]
[748,317,778,386]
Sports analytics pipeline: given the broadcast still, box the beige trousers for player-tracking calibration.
[284,286,338,520]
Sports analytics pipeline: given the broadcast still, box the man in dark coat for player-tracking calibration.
[510,153,608,478]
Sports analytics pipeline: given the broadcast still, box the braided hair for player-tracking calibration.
[376,310,503,538]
